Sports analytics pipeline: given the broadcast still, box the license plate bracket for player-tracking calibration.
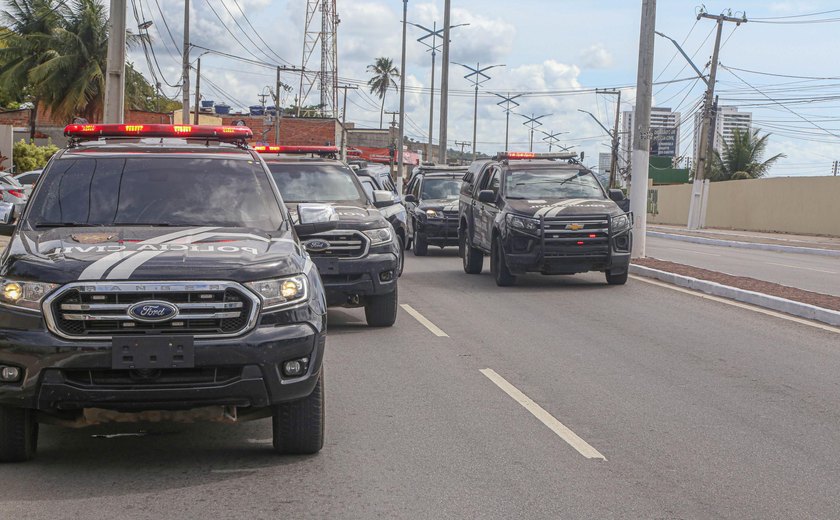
[111,336,195,370]
[317,257,340,274]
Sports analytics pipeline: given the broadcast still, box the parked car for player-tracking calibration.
[0,172,28,206]
[14,169,42,187]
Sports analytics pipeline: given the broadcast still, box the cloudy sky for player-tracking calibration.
[130,0,840,177]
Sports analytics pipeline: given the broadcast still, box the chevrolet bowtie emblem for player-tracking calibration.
[565,223,584,231]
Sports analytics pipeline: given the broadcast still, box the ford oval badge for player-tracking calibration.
[304,239,330,253]
[128,301,179,323]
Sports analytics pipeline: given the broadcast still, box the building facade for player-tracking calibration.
[693,105,753,162]
[621,107,681,168]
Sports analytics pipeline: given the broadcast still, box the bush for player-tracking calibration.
[12,140,59,173]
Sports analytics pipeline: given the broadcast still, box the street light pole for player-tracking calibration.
[396,0,408,187]
[491,93,522,152]
[438,0,451,164]
[453,62,504,160]
[518,113,550,152]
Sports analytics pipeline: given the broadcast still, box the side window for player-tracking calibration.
[488,168,500,196]
[473,166,493,196]
[360,178,375,199]
[411,176,422,198]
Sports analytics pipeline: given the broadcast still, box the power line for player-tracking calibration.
[231,0,293,66]
[751,8,840,20]
[202,0,275,65]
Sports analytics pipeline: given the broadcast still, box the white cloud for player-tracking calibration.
[579,44,614,69]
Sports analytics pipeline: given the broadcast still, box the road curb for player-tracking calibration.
[629,264,840,327]
[647,231,840,258]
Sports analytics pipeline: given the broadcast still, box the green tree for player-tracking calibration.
[0,0,63,139]
[125,61,180,113]
[366,57,399,129]
[709,128,785,181]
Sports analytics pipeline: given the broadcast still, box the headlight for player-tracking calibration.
[507,214,539,233]
[425,209,442,219]
[245,275,308,310]
[363,226,393,246]
[610,213,631,234]
[0,279,57,312]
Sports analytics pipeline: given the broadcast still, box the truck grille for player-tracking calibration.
[541,215,610,257]
[43,281,260,339]
[300,230,369,258]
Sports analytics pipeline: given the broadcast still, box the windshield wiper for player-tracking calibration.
[112,222,178,227]
[34,222,100,228]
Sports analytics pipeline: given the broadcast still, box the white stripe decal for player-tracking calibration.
[78,227,218,280]
[545,199,586,218]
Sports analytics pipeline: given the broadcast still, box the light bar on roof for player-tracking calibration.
[495,151,578,161]
[253,145,340,155]
[63,124,253,140]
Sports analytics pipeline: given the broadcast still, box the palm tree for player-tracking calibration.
[367,57,399,129]
[709,128,785,181]
[0,0,64,139]
[29,0,109,123]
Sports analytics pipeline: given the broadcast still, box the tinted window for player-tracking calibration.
[268,163,367,205]
[15,172,39,185]
[505,169,606,199]
[27,156,284,229]
[421,178,462,200]
[359,178,375,199]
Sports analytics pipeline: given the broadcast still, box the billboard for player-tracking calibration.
[650,128,677,157]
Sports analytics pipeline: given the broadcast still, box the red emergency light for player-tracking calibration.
[254,145,340,155]
[495,151,577,161]
[63,124,254,141]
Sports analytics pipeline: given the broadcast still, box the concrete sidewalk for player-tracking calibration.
[649,225,840,252]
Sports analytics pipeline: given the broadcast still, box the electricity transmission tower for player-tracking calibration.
[298,0,339,118]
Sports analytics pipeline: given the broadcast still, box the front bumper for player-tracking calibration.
[312,251,399,307]
[417,217,460,246]
[502,231,632,275]
[0,307,326,415]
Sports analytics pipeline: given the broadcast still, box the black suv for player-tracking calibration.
[458,152,632,286]
[258,146,402,327]
[403,167,465,256]
[0,125,330,461]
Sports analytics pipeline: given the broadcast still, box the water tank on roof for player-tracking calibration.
[249,105,265,116]
[201,100,215,109]
[214,103,231,115]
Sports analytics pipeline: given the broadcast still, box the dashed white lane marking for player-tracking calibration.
[765,261,838,274]
[400,304,449,337]
[479,368,606,460]
[630,275,840,335]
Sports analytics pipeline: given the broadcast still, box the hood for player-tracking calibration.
[419,199,460,212]
[288,203,389,231]
[506,198,624,218]
[2,226,305,284]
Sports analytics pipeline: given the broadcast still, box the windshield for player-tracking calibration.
[268,164,367,205]
[421,177,462,200]
[505,169,605,199]
[26,156,284,229]
[0,173,22,187]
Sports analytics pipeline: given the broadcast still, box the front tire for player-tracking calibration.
[606,269,628,285]
[0,406,38,462]
[412,229,428,256]
[397,236,405,276]
[272,374,324,455]
[460,226,484,274]
[491,237,517,286]
[364,285,398,327]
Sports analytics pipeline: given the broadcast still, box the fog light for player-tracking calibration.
[379,270,394,282]
[282,357,309,377]
[0,366,21,382]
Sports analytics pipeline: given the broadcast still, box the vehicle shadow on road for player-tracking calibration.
[0,422,319,501]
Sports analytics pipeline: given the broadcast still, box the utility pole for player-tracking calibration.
[519,113,550,152]
[338,84,358,161]
[596,88,622,188]
[539,130,566,152]
[453,62,504,160]
[103,0,127,123]
[438,0,451,164]
[629,0,656,258]
[833,160,838,176]
[181,0,190,124]
[688,8,746,229]
[455,140,470,158]
[397,0,408,187]
[491,92,522,152]
[274,66,282,145]
[193,57,201,125]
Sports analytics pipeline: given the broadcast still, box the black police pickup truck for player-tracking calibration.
[257,146,402,327]
[403,166,465,256]
[459,152,632,286]
[0,124,330,461]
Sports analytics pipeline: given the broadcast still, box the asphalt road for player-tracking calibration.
[2,249,840,519]
[646,235,840,297]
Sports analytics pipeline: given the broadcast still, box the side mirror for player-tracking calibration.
[609,189,626,202]
[477,190,496,204]
[403,194,417,204]
[294,203,339,236]
[373,190,396,208]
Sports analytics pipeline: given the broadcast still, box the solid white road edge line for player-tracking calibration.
[400,304,449,337]
[630,275,840,335]
[479,368,606,461]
